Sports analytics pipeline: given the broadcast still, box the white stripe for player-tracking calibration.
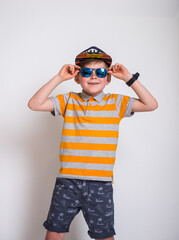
[61,136,118,144]
[63,122,119,131]
[61,162,114,171]
[60,149,116,158]
[57,174,112,182]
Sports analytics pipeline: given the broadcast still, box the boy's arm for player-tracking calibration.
[108,63,158,112]
[28,75,63,111]
[126,78,158,112]
[28,64,80,111]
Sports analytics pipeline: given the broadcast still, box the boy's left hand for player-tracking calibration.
[108,63,133,82]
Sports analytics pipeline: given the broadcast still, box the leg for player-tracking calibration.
[45,230,66,240]
[96,237,114,240]
[82,181,116,240]
[43,178,81,240]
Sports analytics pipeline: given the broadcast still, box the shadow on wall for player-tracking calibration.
[20,111,90,240]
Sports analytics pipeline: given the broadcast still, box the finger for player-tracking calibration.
[73,65,76,74]
[74,68,80,74]
[74,65,81,69]
[116,64,122,71]
[70,65,75,74]
[74,70,80,77]
[66,65,71,74]
[107,69,114,74]
[67,65,71,74]
[115,63,122,69]
[113,65,117,72]
[113,65,116,71]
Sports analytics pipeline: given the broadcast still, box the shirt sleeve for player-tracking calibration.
[50,92,70,117]
[116,94,136,118]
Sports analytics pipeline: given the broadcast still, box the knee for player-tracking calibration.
[96,237,114,240]
[45,231,66,240]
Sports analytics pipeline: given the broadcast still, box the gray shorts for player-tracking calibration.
[43,178,116,239]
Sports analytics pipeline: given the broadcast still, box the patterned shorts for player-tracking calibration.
[43,178,116,239]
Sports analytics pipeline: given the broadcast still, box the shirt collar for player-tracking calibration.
[81,90,105,103]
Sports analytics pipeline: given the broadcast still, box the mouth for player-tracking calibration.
[88,82,99,85]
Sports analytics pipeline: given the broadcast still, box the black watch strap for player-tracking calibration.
[126,72,140,86]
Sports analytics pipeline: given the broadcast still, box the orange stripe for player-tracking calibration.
[64,116,120,124]
[60,155,115,164]
[70,92,117,102]
[57,95,66,117]
[60,142,117,151]
[70,92,84,102]
[70,93,84,102]
[103,94,117,101]
[62,129,119,138]
[59,168,113,177]
[66,103,116,111]
[119,96,129,118]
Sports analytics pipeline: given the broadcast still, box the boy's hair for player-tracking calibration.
[78,58,109,68]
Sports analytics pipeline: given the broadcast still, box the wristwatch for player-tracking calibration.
[126,72,140,86]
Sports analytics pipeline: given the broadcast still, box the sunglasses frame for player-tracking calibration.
[79,68,109,78]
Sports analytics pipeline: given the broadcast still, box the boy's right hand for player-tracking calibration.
[57,64,81,81]
[28,64,81,112]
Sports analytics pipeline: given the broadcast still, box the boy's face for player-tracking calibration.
[75,62,111,97]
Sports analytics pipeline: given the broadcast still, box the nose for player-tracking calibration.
[91,69,97,78]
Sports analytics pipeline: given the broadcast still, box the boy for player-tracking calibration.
[28,46,158,240]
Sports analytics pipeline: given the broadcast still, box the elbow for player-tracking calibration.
[150,99,158,111]
[28,101,34,110]
[28,100,37,111]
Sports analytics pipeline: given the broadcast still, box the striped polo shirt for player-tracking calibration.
[50,90,135,182]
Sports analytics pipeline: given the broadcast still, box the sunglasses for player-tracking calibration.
[80,68,108,78]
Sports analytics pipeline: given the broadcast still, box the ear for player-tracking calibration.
[74,74,80,84]
[106,74,111,85]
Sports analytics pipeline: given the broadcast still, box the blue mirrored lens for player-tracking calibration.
[80,68,92,77]
[96,68,107,78]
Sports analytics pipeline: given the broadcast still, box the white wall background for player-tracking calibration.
[1,0,179,240]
